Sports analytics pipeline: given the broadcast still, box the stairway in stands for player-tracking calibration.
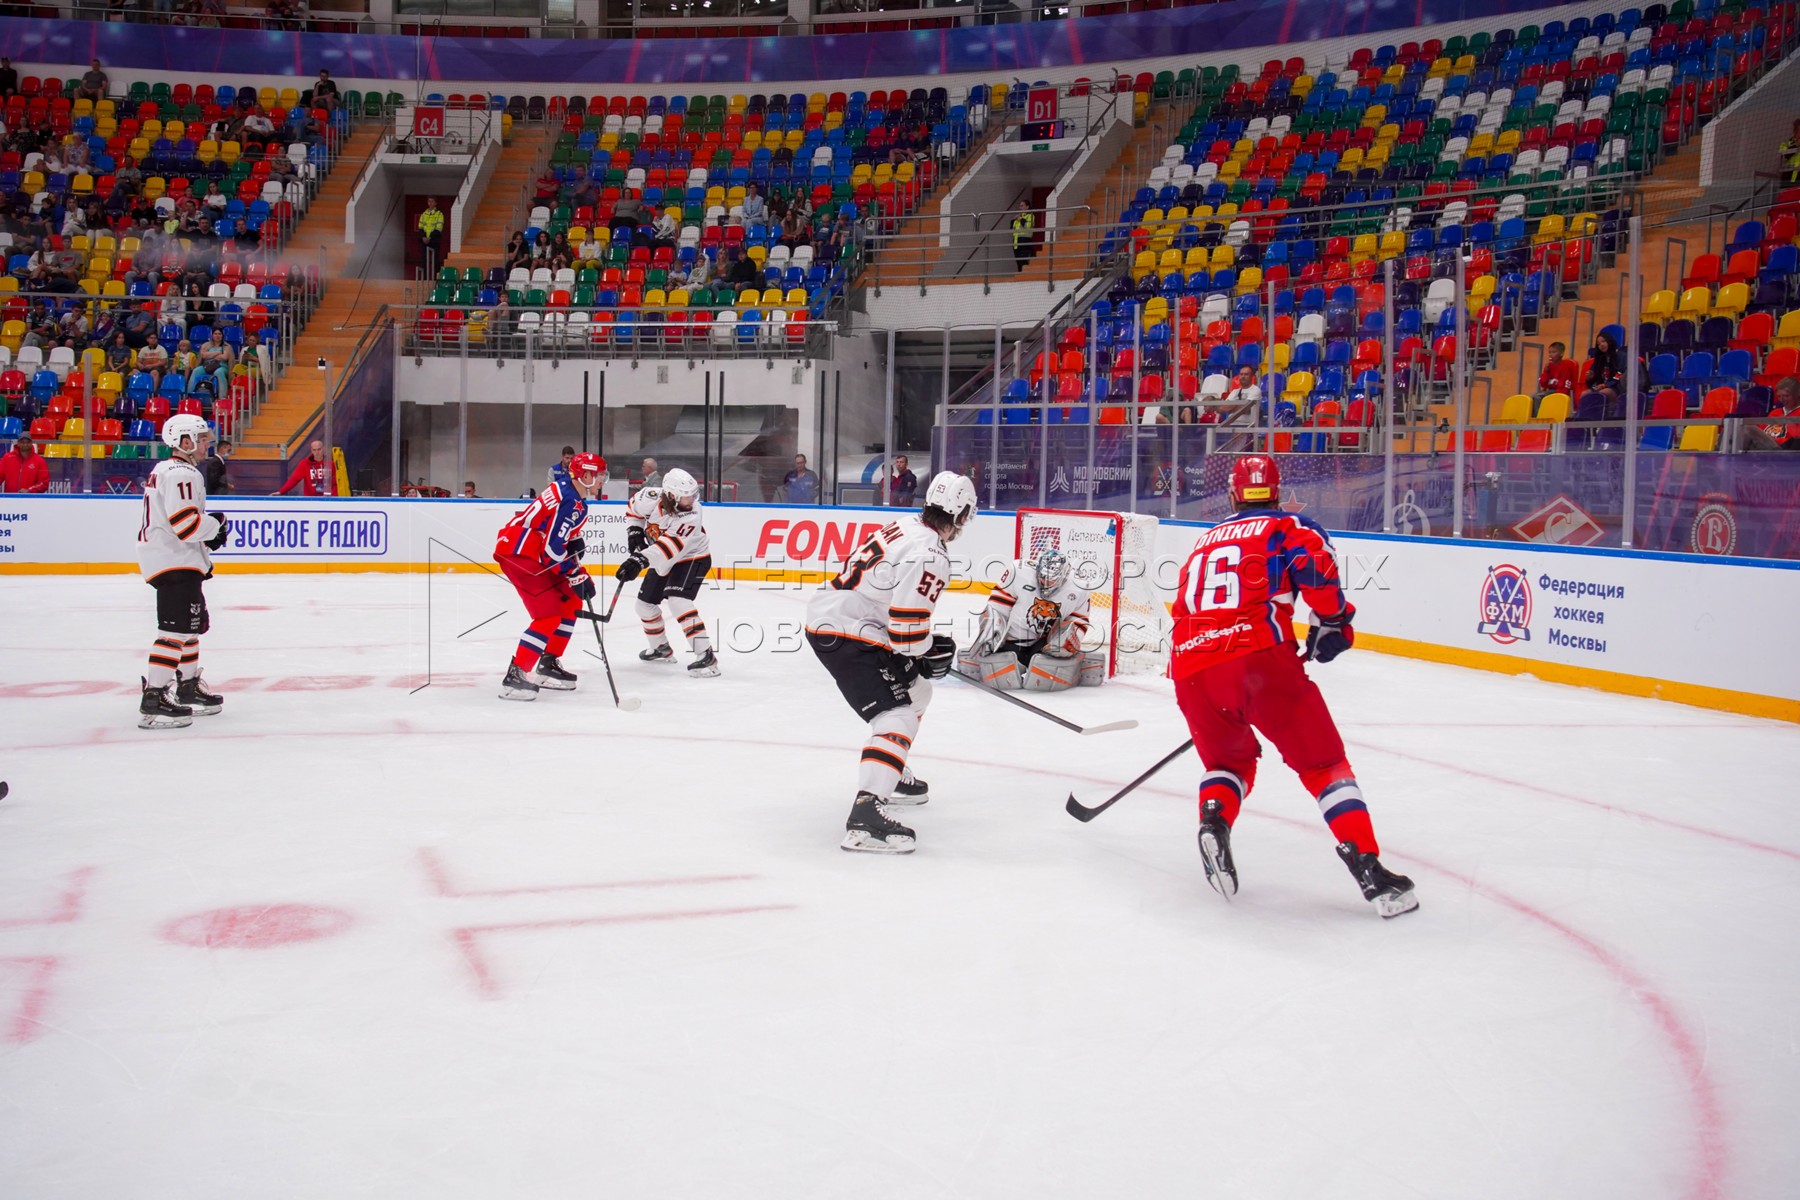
[1455,148,1709,430]
[445,126,557,271]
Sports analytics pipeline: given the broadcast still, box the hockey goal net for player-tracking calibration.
[1014,508,1170,676]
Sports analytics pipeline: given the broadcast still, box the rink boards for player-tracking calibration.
[1,494,1795,722]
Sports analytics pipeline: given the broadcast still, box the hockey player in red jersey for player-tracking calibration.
[493,453,606,701]
[1170,454,1418,917]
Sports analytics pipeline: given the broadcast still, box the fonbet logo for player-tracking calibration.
[1476,563,1532,644]
[755,518,889,562]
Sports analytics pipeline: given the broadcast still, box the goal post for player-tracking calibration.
[1014,508,1171,677]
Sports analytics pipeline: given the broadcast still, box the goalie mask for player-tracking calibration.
[1034,549,1070,592]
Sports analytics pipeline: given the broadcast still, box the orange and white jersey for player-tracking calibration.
[805,516,951,657]
[625,488,710,571]
[137,458,220,581]
[985,559,1092,651]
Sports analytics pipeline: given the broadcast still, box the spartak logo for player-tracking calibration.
[1476,563,1532,644]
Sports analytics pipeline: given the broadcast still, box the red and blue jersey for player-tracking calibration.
[1170,508,1348,678]
[495,480,587,577]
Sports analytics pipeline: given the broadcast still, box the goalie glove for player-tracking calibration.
[972,604,1008,656]
[1303,603,1356,664]
[626,526,648,555]
[204,515,231,551]
[920,634,956,679]
[569,571,597,602]
[614,553,647,583]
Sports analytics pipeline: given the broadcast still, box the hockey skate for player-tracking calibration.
[841,791,916,854]
[533,653,578,690]
[1336,842,1419,918]
[138,678,194,729]
[499,662,541,701]
[686,648,721,677]
[176,668,224,715]
[639,643,677,666]
[887,768,929,806]
[1197,799,1238,899]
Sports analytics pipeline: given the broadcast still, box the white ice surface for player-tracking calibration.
[0,569,1796,1200]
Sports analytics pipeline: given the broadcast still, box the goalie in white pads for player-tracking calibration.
[615,467,719,676]
[960,549,1106,690]
[136,414,230,729]
[805,471,974,853]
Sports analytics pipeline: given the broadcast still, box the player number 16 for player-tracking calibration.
[1186,545,1241,612]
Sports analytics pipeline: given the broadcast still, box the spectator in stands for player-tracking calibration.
[823,212,853,259]
[639,457,662,491]
[310,69,339,111]
[741,183,767,226]
[726,250,760,290]
[240,332,271,380]
[780,207,811,252]
[241,108,277,148]
[77,60,108,104]
[461,481,478,498]
[569,174,598,211]
[202,438,231,495]
[885,455,918,507]
[783,454,819,504]
[650,206,679,250]
[1585,331,1625,398]
[677,252,710,291]
[0,58,17,100]
[0,434,49,494]
[135,337,169,384]
[504,230,530,272]
[1223,365,1263,408]
[610,193,643,235]
[122,303,158,351]
[105,331,135,374]
[276,440,337,496]
[198,328,236,381]
[533,170,560,205]
[170,338,198,381]
[1537,341,1581,398]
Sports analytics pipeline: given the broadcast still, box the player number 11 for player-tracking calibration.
[1187,545,1241,612]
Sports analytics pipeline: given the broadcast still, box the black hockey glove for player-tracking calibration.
[920,634,956,679]
[627,526,649,555]
[884,649,920,687]
[1303,603,1356,664]
[614,553,647,583]
[204,515,231,551]
[569,571,597,602]
[564,535,586,559]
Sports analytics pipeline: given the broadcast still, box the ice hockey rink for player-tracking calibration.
[2,569,1796,1200]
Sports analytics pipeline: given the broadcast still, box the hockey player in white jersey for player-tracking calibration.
[135,413,229,729]
[805,471,974,853]
[959,549,1106,690]
[614,466,719,676]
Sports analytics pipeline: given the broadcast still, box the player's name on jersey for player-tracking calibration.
[214,511,389,554]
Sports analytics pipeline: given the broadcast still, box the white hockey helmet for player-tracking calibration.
[661,467,699,508]
[1034,548,1070,591]
[921,470,977,541]
[162,413,211,456]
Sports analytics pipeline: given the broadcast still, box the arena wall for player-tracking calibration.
[3,496,1795,722]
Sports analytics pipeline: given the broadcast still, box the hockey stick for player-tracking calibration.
[1065,740,1194,822]
[582,579,641,712]
[949,667,1138,736]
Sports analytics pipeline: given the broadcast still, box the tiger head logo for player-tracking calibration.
[646,522,663,541]
[1029,597,1061,626]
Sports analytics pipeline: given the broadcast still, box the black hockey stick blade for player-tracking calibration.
[585,594,641,711]
[950,667,1138,736]
[1066,739,1195,822]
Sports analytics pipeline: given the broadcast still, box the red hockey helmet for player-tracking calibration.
[569,453,607,487]
[1229,454,1280,506]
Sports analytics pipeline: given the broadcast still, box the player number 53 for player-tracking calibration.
[1185,545,1241,612]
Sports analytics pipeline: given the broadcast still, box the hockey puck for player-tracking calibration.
[618,697,642,712]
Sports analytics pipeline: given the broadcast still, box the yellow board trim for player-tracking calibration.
[3,562,1791,723]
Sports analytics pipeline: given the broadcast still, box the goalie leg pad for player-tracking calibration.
[1021,653,1082,691]
[1078,651,1107,686]
[971,652,1022,689]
